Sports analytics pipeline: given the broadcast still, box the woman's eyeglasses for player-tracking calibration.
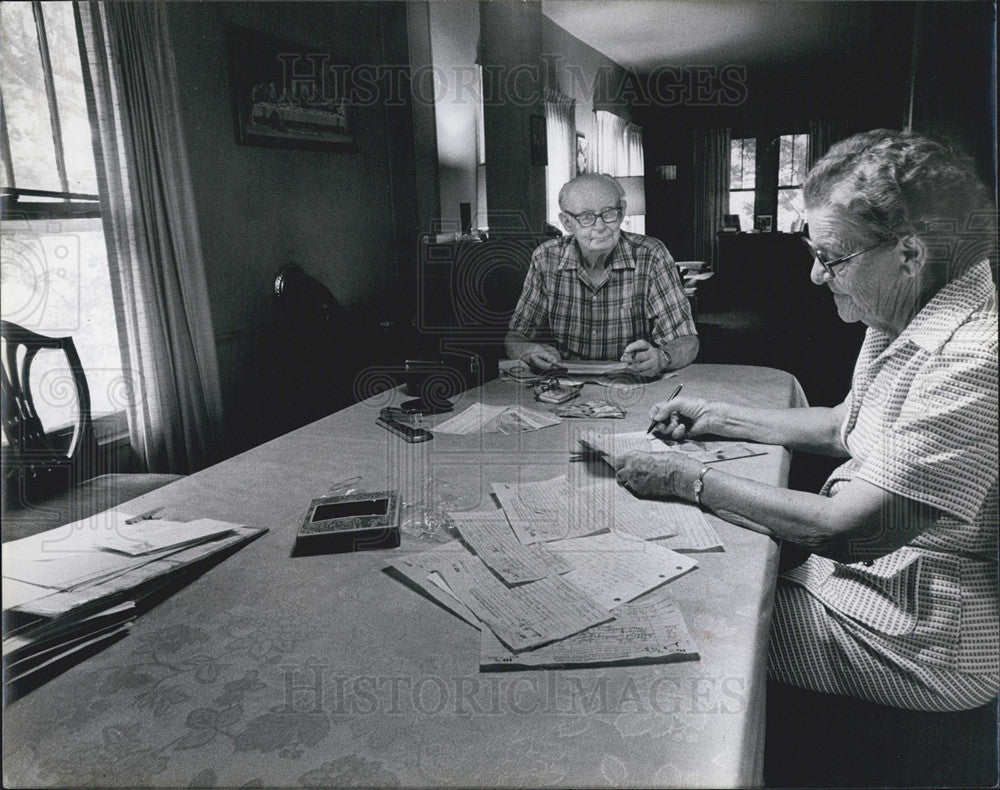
[801,236,894,278]
[563,206,623,227]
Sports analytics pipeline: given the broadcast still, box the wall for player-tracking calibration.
[541,17,633,152]
[164,1,417,452]
[427,0,481,228]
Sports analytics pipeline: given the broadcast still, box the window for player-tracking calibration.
[1,1,124,433]
[728,137,756,230]
[777,133,808,232]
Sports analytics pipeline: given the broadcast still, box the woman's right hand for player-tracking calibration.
[648,396,719,440]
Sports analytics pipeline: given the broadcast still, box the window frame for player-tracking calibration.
[1,1,124,446]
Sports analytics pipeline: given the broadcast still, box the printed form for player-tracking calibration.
[491,476,607,543]
[480,587,699,669]
[577,481,724,550]
[549,532,698,609]
[450,511,573,584]
[431,558,613,651]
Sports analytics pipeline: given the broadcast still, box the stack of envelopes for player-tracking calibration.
[3,509,265,701]
[387,475,709,670]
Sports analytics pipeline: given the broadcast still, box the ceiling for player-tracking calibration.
[540,0,874,74]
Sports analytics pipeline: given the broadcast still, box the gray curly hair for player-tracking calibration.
[804,129,996,275]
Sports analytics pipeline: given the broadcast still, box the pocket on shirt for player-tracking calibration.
[821,550,922,636]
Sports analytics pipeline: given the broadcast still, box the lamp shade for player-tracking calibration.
[618,176,646,216]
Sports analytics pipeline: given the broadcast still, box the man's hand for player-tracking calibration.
[647,396,716,440]
[520,343,562,371]
[615,451,704,500]
[621,340,667,377]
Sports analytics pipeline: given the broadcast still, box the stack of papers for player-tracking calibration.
[434,403,561,434]
[386,480,702,670]
[2,509,265,700]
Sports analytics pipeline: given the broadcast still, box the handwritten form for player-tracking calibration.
[480,587,699,670]
[450,511,573,584]
[548,532,697,609]
[491,476,606,543]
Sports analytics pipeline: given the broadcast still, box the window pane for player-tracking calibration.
[729,138,756,191]
[777,187,805,232]
[42,2,98,194]
[779,133,808,187]
[729,190,755,230]
[0,2,62,191]
[1,218,124,418]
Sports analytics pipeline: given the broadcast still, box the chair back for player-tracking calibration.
[1,320,98,500]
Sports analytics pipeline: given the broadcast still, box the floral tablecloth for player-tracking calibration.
[3,365,805,788]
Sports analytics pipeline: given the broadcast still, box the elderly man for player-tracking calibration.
[505,173,698,376]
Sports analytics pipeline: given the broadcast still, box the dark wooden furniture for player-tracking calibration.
[1,320,180,542]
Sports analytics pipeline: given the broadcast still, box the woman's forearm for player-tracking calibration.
[708,402,849,456]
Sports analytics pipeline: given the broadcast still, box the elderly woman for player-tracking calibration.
[617,129,997,712]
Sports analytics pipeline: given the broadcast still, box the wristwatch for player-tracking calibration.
[692,466,711,506]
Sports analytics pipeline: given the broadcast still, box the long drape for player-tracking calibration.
[544,87,576,226]
[807,119,850,169]
[692,128,731,270]
[76,2,223,474]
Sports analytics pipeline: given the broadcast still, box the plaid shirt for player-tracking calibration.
[508,232,696,359]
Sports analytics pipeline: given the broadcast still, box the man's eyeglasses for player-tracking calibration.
[801,236,894,278]
[563,205,623,227]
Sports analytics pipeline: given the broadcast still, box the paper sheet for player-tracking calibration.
[434,558,613,651]
[550,532,697,609]
[480,588,699,669]
[94,518,236,556]
[450,511,573,584]
[580,430,766,467]
[434,403,561,435]
[576,481,719,546]
[491,476,607,543]
[385,542,480,627]
[554,360,630,376]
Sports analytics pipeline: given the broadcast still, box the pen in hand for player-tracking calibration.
[647,383,683,434]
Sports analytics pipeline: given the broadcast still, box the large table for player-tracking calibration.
[3,364,805,788]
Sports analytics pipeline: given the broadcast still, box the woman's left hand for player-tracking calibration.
[615,450,705,500]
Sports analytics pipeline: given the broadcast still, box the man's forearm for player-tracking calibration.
[658,335,699,370]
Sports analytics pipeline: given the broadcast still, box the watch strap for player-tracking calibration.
[693,465,710,506]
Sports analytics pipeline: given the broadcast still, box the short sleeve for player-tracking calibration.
[507,248,550,340]
[855,347,999,522]
[645,243,697,347]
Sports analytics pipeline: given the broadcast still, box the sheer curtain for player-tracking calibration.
[544,87,576,227]
[624,123,645,233]
[76,2,223,474]
[593,110,627,176]
[692,128,731,270]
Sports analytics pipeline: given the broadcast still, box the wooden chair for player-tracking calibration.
[1,320,181,542]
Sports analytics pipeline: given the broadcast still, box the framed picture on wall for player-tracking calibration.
[755,215,773,233]
[228,26,357,151]
[576,132,589,175]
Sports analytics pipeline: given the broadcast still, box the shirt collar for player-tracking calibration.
[892,260,996,354]
[557,232,637,271]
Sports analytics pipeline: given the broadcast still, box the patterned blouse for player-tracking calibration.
[783,260,999,675]
[508,232,697,360]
